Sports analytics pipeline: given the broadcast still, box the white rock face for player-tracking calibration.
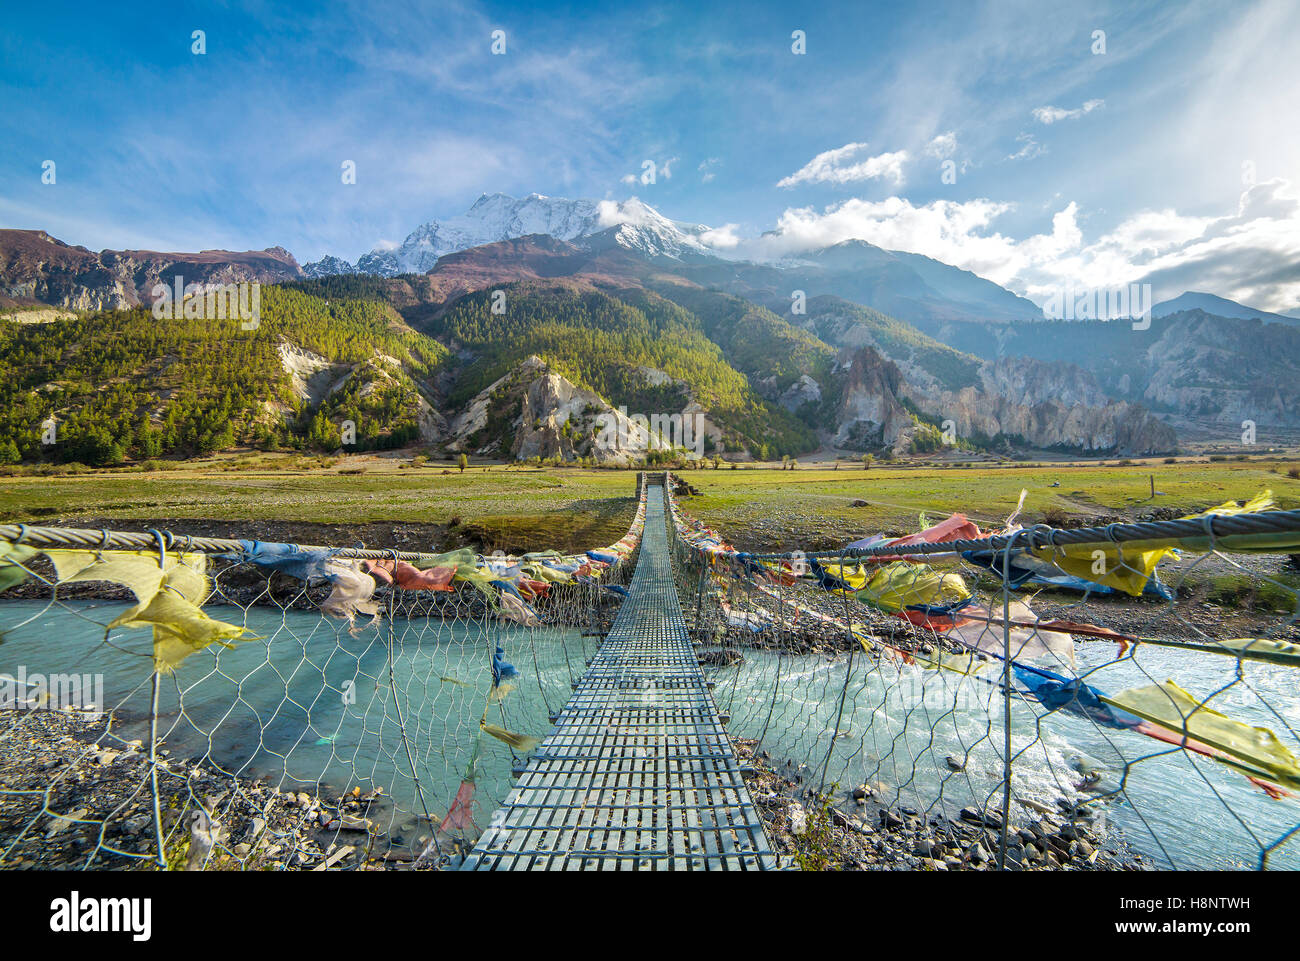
[447,355,704,463]
[277,339,445,441]
[277,340,344,405]
[778,374,822,412]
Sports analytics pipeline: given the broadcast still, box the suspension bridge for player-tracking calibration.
[4,471,1300,871]
[464,478,778,869]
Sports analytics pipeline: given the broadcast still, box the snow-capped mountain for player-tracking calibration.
[301,254,357,278]
[315,193,714,277]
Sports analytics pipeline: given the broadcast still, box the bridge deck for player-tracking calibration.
[463,482,778,870]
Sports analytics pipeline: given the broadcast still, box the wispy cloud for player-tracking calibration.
[1032,99,1105,124]
[777,143,909,188]
[924,132,957,159]
[1006,132,1046,161]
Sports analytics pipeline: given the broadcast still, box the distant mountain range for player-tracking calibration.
[1151,290,1300,327]
[3,192,1299,464]
[316,193,716,277]
[5,193,1294,331]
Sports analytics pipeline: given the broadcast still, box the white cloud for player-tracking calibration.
[1032,99,1104,124]
[727,178,1300,314]
[698,157,721,183]
[924,132,957,159]
[699,223,741,249]
[777,142,909,188]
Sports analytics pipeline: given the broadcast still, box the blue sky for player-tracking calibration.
[3,0,1298,311]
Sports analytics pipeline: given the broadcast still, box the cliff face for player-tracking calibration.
[831,347,1177,455]
[1142,313,1300,427]
[447,356,705,464]
[833,347,914,450]
[0,230,303,310]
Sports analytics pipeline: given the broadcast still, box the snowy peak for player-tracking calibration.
[333,194,712,277]
[302,254,357,278]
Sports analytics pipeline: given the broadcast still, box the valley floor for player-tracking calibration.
[2,449,1299,555]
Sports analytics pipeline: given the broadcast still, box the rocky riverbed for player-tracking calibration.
[734,739,1143,871]
[0,710,464,870]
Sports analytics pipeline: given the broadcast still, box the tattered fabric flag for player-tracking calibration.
[1186,489,1276,520]
[453,562,500,601]
[47,549,256,672]
[232,540,375,623]
[1170,490,1300,554]
[758,562,800,588]
[1011,664,1144,731]
[231,541,337,582]
[0,542,38,592]
[720,600,772,633]
[410,548,477,572]
[512,577,550,600]
[855,561,972,617]
[912,649,991,676]
[812,559,869,592]
[491,645,520,687]
[1027,542,1174,598]
[948,600,1075,668]
[873,513,985,561]
[526,561,575,584]
[320,559,379,626]
[362,558,455,591]
[498,591,541,626]
[1101,680,1300,792]
[439,776,479,836]
[439,737,483,836]
[480,720,541,755]
[1123,636,1300,668]
[491,580,541,626]
[961,548,1172,599]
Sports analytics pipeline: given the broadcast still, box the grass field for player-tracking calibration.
[2,451,1298,553]
[671,459,1300,550]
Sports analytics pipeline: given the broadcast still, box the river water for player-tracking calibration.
[2,600,1296,868]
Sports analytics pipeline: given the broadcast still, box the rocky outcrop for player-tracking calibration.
[908,355,1175,454]
[830,347,1177,456]
[1142,312,1300,427]
[447,355,704,463]
[833,348,914,450]
[777,374,822,412]
[0,229,303,311]
[274,339,446,442]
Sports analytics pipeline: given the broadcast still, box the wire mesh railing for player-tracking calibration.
[665,474,1300,871]
[0,475,647,871]
[7,465,1300,872]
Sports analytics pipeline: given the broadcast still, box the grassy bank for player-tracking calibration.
[3,452,1298,553]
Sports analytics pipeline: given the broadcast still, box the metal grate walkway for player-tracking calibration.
[463,481,778,870]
